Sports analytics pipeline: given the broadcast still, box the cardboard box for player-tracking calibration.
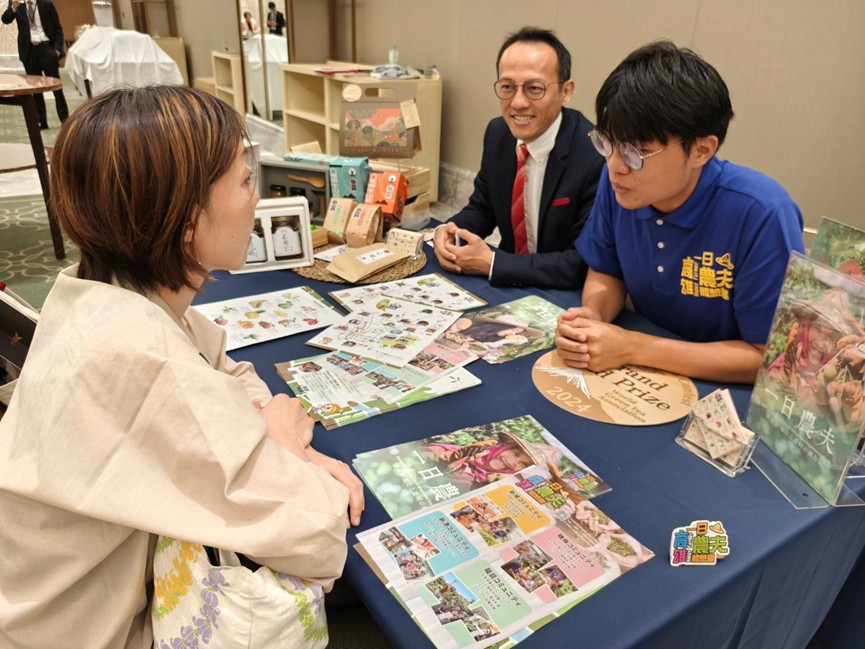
[323,197,357,243]
[365,171,408,225]
[344,203,382,248]
[329,157,371,202]
[339,84,421,159]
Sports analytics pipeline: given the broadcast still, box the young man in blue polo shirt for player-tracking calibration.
[555,41,804,383]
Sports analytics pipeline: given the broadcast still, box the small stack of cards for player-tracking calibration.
[676,389,757,477]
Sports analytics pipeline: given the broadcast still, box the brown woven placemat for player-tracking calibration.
[292,248,428,284]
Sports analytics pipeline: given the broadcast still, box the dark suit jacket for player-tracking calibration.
[1,0,64,61]
[267,10,286,35]
[449,108,604,289]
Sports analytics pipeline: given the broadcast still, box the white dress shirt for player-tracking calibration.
[489,111,563,277]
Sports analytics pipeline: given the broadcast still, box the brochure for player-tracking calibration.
[306,296,460,367]
[192,287,343,351]
[277,356,481,429]
[356,469,652,648]
[276,341,475,407]
[329,273,487,313]
[746,252,865,504]
[436,296,564,364]
[353,415,611,519]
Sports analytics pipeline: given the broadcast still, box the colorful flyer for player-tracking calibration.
[357,470,653,649]
[306,295,460,368]
[192,287,343,351]
[329,273,487,313]
[353,415,610,520]
[437,296,563,364]
[278,359,481,429]
[670,520,730,566]
[276,341,475,408]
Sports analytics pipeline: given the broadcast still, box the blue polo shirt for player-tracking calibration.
[576,157,804,344]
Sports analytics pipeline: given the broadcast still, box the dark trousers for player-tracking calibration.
[22,41,69,126]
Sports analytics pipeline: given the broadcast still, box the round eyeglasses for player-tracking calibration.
[588,130,680,171]
[493,79,564,101]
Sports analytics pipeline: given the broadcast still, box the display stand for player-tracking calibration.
[751,440,865,509]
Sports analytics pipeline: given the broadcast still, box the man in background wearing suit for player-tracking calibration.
[2,0,69,129]
[433,27,603,289]
[266,2,285,36]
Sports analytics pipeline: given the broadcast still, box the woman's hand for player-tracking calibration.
[256,394,314,459]
[307,448,365,527]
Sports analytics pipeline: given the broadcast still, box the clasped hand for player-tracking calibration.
[257,395,364,526]
[433,223,493,276]
[555,307,635,371]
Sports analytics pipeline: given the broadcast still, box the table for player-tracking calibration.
[0,74,64,259]
[195,251,865,649]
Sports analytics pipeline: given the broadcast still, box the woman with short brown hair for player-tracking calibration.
[0,85,363,649]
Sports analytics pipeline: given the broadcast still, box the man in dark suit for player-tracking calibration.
[2,0,69,129]
[434,27,603,289]
[266,2,285,36]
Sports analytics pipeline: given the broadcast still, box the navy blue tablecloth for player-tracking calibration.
[196,250,865,649]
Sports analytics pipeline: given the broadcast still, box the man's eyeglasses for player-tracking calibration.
[588,130,680,171]
[493,79,564,101]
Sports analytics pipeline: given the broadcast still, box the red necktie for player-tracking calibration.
[511,143,529,255]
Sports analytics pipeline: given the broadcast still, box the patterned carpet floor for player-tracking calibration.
[0,193,77,309]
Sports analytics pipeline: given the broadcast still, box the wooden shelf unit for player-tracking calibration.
[211,51,245,115]
[281,64,442,201]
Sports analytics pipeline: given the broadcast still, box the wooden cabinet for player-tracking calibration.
[281,64,442,201]
[211,51,245,115]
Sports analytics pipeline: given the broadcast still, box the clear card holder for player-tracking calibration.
[676,413,758,478]
[750,440,865,509]
[838,443,865,479]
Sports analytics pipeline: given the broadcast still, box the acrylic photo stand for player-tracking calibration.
[750,440,865,509]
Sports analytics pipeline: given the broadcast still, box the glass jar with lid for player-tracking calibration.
[271,216,303,260]
[246,218,267,264]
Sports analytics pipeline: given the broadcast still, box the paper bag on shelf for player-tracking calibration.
[344,204,383,248]
[323,197,357,243]
[365,171,408,225]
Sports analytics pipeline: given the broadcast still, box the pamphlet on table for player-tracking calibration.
[193,287,342,350]
[277,354,481,429]
[306,295,460,367]
[329,273,487,313]
[356,469,652,649]
[353,415,610,519]
[278,340,475,406]
[436,296,564,364]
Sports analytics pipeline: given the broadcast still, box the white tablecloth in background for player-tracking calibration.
[66,26,183,96]
[243,33,288,118]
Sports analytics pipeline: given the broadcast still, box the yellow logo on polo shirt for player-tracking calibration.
[680,251,734,300]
